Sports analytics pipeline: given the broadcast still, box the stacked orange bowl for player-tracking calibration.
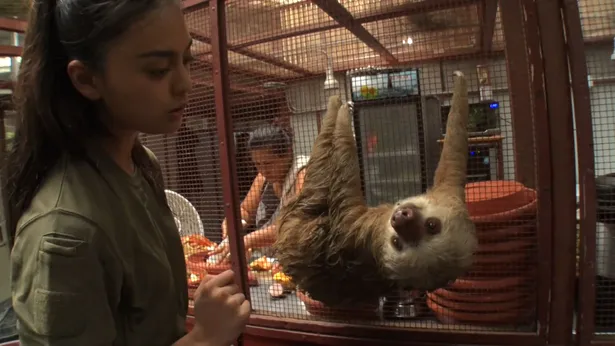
[427,181,538,325]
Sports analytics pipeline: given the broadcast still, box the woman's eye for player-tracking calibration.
[148,68,170,79]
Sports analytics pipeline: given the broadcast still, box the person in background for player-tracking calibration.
[213,124,308,263]
[6,1,249,345]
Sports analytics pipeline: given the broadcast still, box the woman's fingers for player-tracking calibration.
[224,252,232,264]
[204,270,235,290]
[209,245,224,255]
[213,239,253,265]
[226,292,246,307]
[216,248,230,264]
[237,300,252,319]
[218,284,241,297]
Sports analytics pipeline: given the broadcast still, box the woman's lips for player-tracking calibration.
[169,105,186,119]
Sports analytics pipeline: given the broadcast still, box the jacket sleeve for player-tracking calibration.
[11,211,115,346]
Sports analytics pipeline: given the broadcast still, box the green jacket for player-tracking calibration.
[11,146,188,346]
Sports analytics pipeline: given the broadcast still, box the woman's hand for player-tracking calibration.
[189,270,251,346]
[212,236,252,265]
[221,219,228,239]
[212,238,231,264]
[221,218,248,240]
[213,225,276,265]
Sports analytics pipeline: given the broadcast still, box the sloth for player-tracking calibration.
[274,71,477,307]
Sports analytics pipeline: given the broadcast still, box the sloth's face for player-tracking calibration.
[380,194,477,291]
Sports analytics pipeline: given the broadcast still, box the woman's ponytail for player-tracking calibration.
[5,0,70,245]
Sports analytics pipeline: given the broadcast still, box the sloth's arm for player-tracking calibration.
[329,104,368,226]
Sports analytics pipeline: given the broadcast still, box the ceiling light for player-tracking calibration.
[403,37,414,45]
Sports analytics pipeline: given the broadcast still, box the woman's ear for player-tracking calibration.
[66,60,102,101]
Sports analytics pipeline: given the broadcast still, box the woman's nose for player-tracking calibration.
[172,63,192,97]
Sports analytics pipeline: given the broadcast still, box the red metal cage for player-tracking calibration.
[2,0,615,345]
[149,0,611,345]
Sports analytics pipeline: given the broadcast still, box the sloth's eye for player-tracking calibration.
[391,236,403,251]
[425,218,441,235]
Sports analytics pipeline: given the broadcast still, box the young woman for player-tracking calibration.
[6,1,249,345]
[214,124,308,262]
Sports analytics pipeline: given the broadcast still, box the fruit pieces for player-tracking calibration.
[181,235,215,257]
[249,256,273,271]
[273,271,295,291]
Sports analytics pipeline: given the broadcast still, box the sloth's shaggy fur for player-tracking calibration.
[274,72,477,306]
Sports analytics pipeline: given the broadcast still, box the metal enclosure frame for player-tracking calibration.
[0,0,608,345]
[199,0,578,345]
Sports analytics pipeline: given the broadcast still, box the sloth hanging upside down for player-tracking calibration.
[274,71,477,306]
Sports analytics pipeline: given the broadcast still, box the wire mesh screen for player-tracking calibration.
[186,0,542,333]
[140,5,229,300]
[576,0,615,337]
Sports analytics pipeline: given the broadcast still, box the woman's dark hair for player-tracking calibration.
[3,0,178,245]
[247,124,293,156]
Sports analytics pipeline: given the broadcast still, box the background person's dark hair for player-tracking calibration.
[247,124,293,156]
[3,0,178,246]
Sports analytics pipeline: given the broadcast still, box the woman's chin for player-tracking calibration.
[141,122,183,135]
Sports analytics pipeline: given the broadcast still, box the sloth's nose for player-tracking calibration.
[392,208,413,223]
[391,207,422,243]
